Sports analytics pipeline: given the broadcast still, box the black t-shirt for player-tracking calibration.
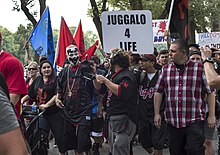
[138,71,165,121]
[57,66,94,125]
[28,76,59,115]
[155,63,163,70]
[106,68,138,124]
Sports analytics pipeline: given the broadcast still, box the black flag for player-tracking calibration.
[167,0,188,41]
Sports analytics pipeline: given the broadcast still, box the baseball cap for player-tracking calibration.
[189,50,201,56]
[139,54,156,63]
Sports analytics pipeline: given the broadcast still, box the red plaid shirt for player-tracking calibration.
[155,61,212,128]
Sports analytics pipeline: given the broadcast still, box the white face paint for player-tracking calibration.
[66,45,79,66]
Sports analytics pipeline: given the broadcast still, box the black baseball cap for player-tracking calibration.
[139,54,156,63]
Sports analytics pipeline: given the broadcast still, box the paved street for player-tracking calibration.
[48,130,219,155]
[48,141,170,155]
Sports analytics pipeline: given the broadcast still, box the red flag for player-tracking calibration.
[167,0,188,41]
[74,20,85,55]
[56,17,75,67]
[81,40,99,61]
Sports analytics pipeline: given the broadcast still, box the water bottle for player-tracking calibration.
[31,102,37,113]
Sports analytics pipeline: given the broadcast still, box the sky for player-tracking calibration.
[0,0,97,33]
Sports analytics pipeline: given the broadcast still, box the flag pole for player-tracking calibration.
[166,0,175,31]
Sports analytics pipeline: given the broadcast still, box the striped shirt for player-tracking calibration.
[155,61,212,128]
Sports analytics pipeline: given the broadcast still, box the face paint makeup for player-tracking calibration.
[66,45,79,66]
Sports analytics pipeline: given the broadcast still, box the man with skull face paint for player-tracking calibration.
[56,45,97,155]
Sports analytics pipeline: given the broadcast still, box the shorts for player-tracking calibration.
[204,120,215,140]
[63,119,92,153]
[91,116,104,137]
[138,119,167,150]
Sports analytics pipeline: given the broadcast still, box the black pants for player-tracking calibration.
[168,121,205,155]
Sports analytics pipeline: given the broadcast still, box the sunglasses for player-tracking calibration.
[28,68,37,71]
[42,66,51,69]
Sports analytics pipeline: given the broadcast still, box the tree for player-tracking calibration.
[84,30,99,50]
[0,27,16,55]
[88,0,165,45]
[189,0,220,43]
[11,0,220,45]
[0,24,34,64]
[14,24,32,62]
[89,0,107,45]
[89,0,220,44]
[12,0,46,27]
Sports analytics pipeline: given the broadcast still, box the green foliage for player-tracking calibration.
[0,26,16,54]
[108,0,130,10]
[142,1,166,19]
[189,0,220,32]
[69,26,76,35]
[84,31,99,50]
[0,24,35,64]
[88,0,109,17]
[88,0,165,19]
[0,23,98,65]
[88,0,220,41]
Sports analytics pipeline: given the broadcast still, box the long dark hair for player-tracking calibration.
[39,60,56,84]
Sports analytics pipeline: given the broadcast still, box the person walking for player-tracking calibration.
[95,48,138,155]
[21,60,65,155]
[56,45,97,155]
[154,39,216,155]
[138,54,167,155]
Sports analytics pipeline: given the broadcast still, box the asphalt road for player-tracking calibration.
[48,133,219,155]
[48,141,170,155]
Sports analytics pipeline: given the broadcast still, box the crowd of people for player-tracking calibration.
[0,29,220,155]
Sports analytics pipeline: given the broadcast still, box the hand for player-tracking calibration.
[21,98,25,105]
[207,115,216,128]
[96,75,105,84]
[39,104,48,110]
[90,63,97,74]
[56,98,64,109]
[200,46,212,60]
[164,30,170,37]
[154,114,162,129]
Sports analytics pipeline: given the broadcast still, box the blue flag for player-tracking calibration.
[30,7,55,65]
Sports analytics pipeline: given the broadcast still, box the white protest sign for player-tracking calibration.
[197,32,220,48]
[152,19,168,44]
[101,10,153,54]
